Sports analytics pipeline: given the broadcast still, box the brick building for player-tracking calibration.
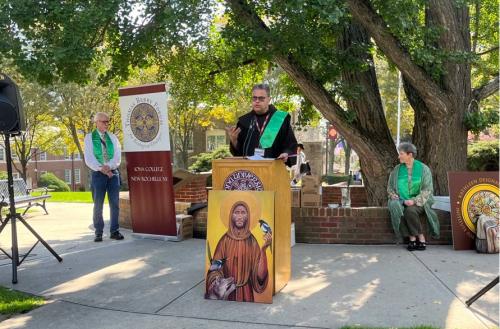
[0,146,89,191]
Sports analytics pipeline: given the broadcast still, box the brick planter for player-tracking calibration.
[174,179,208,203]
[119,192,132,229]
[192,207,208,239]
[293,207,452,244]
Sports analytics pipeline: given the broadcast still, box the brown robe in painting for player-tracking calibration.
[206,201,269,302]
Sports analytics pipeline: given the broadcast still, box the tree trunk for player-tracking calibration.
[346,0,475,196]
[404,79,468,195]
[344,143,351,175]
[336,22,397,203]
[401,2,471,195]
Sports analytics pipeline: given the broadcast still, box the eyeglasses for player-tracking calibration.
[252,96,267,102]
[99,120,109,124]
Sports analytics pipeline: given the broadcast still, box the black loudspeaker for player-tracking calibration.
[0,74,26,135]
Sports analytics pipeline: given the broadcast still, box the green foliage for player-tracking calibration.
[0,0,216,84]
[467,141,499,171]
[189,146,231,172]
[0,172,7,180]
[322,175,350,185]
[38,173,70,192]
[0,287,44,315]
[464,109,499,135]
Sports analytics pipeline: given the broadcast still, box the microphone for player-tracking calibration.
[243,117,256,156]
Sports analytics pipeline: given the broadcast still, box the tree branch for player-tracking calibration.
[477,46,499,56]
[345,0,450,115]
[473,75,499,102]
[208,59,257,77]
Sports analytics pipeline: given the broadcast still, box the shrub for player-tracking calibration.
[38,172,70,192]
[0,171,7,180]
[467,141,499,171]
[322,175,350,185]
[189,145,231,172]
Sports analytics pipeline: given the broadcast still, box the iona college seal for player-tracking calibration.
[130,103,160,142]
[461,183,499,233]
[223,170,264,191]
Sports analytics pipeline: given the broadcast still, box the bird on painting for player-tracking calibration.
[209,258,226,272]
[259,219,272,234]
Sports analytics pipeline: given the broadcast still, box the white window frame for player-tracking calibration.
[74,169,81,184]
[64,169,71,184]
[206,129,226,151]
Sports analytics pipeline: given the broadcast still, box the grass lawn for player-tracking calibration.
[0,287,44,315]
[32,191,107,203]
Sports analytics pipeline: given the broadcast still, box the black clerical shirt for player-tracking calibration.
[229,105,297,161]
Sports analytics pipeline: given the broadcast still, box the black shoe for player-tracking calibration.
[110,231,124,240]
[94,235,103,242]
[416,240,427,251]
[407,240,417,251]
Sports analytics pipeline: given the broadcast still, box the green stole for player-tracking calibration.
[259,110,287,149]
[398,160,423,200]
[92,130,114,165]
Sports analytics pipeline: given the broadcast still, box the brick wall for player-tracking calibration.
[119,192,132,229]
[321,185,368,207]
[174,179,208,203]
[293,207,452,244]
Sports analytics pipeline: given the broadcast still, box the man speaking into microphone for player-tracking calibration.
[226,84,297,163]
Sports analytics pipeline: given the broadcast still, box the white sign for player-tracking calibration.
[119,85,171,152]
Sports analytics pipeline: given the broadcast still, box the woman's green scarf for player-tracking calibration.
[92,129,114,165]
[397,160,423,200]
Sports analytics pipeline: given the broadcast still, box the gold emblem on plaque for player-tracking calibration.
[461,184,499,233]
[130,103,160,142]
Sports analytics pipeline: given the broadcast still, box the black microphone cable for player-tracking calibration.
[242,117,255,156]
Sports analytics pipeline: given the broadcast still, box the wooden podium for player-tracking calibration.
[212,158,291,293]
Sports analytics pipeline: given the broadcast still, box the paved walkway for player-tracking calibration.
[0,203,497,329]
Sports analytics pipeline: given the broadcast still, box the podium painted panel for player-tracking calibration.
[205,190,274,303]
[212,159,291,293]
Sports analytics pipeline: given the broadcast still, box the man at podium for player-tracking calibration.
[226,83,297,163]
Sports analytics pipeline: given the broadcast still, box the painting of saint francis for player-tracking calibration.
[205,191,274,303]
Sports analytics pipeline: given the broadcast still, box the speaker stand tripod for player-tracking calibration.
[466,276,499,307]
[0,134,62,283]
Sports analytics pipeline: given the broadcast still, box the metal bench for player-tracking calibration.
[0,179,51,222]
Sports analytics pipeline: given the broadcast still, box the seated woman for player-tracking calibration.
[387,142,439,251]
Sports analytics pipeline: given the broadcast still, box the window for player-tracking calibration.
[12,172,20,179]
[64,150,80,160]
[0,147,4,161]
[206,129,227,151]
[39,152,47,161]
[64,169,71,184]
[74,169,81,184]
